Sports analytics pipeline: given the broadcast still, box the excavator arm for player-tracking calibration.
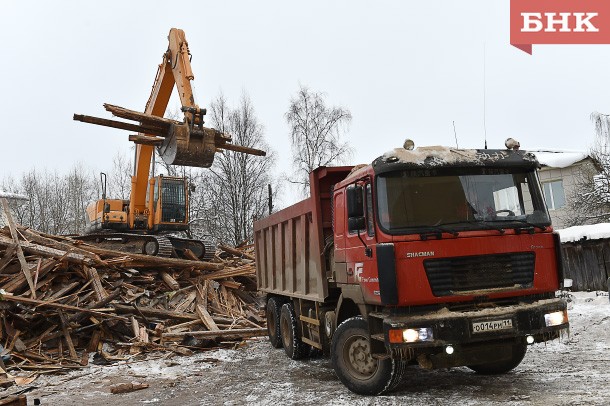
[130,28,198,227]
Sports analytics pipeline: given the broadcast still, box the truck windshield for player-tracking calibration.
[376,168,550,233]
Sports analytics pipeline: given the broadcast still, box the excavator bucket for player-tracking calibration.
[158,123,220,168]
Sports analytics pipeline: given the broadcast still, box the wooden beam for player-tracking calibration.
[129,134,164,146]
[218,244,255,261]
[73,114,166,137]
[0,243,16,273]
[196,304,219,331]
[0,234,93,265]
[216,142,266,157]
[86,266,108,301]
[113,304,198,321]
[162,327,267,340]
[0,198,36,298]
[70,242,224,271]
[58,310,78,360]
[0,294,128,321]
[161,271,180,290]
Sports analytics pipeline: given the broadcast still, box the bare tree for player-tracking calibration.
[561,112,610,227]
[107,150,133,200]
[201,92,279,246]
[285,86,352,192]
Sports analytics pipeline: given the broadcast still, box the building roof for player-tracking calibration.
[529,150,590,169]
[558,223,610,243]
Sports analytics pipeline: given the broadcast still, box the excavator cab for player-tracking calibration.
[151,175,188,232]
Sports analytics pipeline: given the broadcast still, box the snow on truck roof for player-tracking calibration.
[372,146,539,173]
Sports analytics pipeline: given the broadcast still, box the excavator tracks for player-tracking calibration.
[74,233,215,260]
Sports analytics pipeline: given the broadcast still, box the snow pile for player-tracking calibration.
[557,223,610,243]
[0,191,28,201]
[530,150,588,168]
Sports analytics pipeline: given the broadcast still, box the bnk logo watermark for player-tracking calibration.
[510,0,610,54]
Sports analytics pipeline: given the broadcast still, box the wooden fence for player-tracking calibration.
[561,239,610,291]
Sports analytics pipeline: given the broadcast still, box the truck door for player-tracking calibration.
[345,182,380,304]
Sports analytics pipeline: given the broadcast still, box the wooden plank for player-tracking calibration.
[58,310,78,360]
[161,271,180,290]
[86,266,108,301]
[0,294,128,320]
[17,227,105,265]
[86,329,102,353]
[174,290,197,313]
[110,383,149,394]
[0,234,93,265]
[129,134,164,145]
[138,326,149,343]
[196,304,220,331]
[218,244,255,261]
[0,395,27,406]
[1,258,55,293]
[0,198,36,298]
[0,243,16,273]
[162,327,267,340]
[70,243,224,271]
[113,304,198,321]
[131,316,140,340]
[48,281,81,300]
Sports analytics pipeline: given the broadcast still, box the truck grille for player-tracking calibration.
[423,252,535,296]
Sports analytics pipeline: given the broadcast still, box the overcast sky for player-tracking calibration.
[2,0,610,203]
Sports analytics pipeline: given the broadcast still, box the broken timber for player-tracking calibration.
[0,225,264,384]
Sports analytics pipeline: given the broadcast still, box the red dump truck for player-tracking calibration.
[254,143,569,395]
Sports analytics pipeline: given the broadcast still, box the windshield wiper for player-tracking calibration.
[498,219,547,233]
[419,225,459,240]
[441,220,506,234]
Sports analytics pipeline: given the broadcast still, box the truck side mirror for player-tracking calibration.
[346,185,364,218]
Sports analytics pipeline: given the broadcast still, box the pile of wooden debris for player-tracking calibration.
[0,198,264,386]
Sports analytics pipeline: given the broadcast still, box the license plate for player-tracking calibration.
[472,319,513,333]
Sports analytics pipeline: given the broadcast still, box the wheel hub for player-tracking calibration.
[347,337,376,376]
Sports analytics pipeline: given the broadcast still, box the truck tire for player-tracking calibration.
[280,303,308,360]
[266,297,283,349]
[331,317,405,395]
[467,342,528,374]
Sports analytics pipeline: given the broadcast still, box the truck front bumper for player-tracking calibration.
[381,298,568,350]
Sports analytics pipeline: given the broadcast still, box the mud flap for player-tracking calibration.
[377,243,398,305]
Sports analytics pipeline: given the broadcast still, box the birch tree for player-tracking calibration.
[285,86,352,192]
[202,93,278,246]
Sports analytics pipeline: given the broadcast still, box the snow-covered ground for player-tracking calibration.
[3,292,608,405]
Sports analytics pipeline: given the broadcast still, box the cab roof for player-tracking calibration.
[372,146,540,174]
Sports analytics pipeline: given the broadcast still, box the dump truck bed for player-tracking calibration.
[254,166,353,301]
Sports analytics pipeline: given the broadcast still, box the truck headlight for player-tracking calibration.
[544,310,568,327]
[389,327,434,343]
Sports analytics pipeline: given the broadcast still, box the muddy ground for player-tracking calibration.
[2,292,609,405]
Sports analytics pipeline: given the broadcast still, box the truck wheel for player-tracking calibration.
[467,342,528,374]
[266,297,283,349]
[331,317,405,395]
[280,303,307,359]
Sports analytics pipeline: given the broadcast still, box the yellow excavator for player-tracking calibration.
[73,28,265,259]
